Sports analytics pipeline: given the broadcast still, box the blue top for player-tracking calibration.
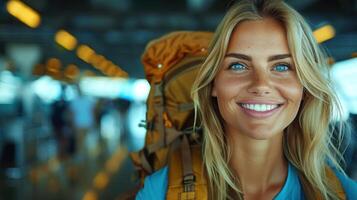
[136,163,357,200]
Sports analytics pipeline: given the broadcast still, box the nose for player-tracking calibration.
[247,69,272,96]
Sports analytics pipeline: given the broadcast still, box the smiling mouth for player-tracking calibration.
[238,103,283,112]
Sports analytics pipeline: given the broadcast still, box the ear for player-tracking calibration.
[211,85,217,97]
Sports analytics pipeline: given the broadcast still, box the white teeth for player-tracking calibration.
[241,103,278,112]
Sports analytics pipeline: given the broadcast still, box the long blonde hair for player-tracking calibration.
[191,0,348,199]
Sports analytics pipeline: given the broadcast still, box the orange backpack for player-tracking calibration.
[129,31,212,194]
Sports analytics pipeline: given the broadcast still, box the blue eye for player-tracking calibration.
[229,63,247,71]
[273,64,290,72]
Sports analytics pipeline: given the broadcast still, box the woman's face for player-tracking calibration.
[212,18,303,140]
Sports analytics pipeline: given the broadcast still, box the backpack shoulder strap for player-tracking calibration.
[166,144,207,200]
[325,166,346,200]
[299,166,346,200]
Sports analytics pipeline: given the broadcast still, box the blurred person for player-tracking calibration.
[93,98,116,154]
[115,98,131,142]
[50,84,74,159]
[69,84,96,155]
[136,0,357,199]
[94,98,106,130]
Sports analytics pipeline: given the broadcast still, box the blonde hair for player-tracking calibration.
[191,0,348,199]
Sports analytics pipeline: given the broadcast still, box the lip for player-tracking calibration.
[238,102,284,119]
[238,100,285,105]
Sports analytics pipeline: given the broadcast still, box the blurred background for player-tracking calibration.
[0,0,356,199]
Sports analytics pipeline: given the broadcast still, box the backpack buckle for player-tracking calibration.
[183,174,196,184]
[183,174,196,192]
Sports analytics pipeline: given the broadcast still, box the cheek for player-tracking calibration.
[277,79,304,110]
[214,75,245,102]
[213,77,244,116]
[215,86,236,112]
[216,96,236,116]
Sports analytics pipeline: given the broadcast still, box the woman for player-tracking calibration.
[136,0,357,199]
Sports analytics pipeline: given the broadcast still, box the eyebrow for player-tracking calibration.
[225,53,292,61]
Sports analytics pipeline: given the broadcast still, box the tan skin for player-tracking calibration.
[212,18,304,199]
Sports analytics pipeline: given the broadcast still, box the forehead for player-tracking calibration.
[227,18,290,54]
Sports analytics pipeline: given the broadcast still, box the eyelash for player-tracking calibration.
[228,63,247,71]
[228,62,292,72]
[273,63,291,72]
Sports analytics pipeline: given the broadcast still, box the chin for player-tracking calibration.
[247,133,276,140]
[242,128,283,140]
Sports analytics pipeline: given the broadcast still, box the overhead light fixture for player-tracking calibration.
[76,44,129,77]
[97,60,111,71]
[313,24,335,43]
[6,0,41,28]
[46,58,61,73]
[83,70,96,77]
[77,45,95,62]
[108,66,118,76]
[64,64,79,79]
[90,54,106,68]
[55,30,78,51]
[115,69,128,78]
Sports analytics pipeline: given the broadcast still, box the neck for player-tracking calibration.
[228,130,288,196]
